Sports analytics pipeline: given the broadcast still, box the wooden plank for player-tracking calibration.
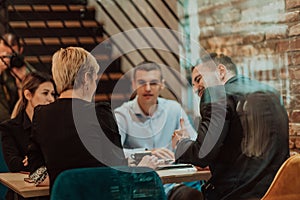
[28,21,46,28]
[61,37,77,45]
[46,21,64,28]
[9,21,28,28]
[108,72,123,80]
[8,5,32,11]
[82,20,98,27]
[78,37,95,44]
[64,21,81,27]
[50,5,68,11]
[23,38,42,45]
[42,38,60,45]
[32,5,50,11]
[94,94,109,101]
[8,0,87,5]
[11,20,99,28]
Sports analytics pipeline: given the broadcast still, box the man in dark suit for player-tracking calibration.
[173,53,290,200]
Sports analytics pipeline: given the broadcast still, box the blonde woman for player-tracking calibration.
[28,47,158,189]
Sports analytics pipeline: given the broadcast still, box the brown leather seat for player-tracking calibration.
[261,154,300,200]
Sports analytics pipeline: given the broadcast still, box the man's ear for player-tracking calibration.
[24,89,32,101]
[160,79,165,90]
[84,72,92,83]
[217,64,227,81]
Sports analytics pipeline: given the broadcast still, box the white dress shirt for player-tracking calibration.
[114,97,197,157]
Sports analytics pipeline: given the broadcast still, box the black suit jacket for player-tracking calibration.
[176,76,290,200]
[28,98,127,188]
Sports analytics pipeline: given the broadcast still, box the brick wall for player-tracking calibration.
[198,0,300,153]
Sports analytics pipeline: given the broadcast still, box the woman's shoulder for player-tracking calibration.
[0,110,25,128]
[0,116,22,136]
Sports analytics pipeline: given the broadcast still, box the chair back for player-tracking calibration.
[50,166,166,200]
[261,154,300,200]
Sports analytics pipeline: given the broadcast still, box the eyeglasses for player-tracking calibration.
[136,80,161,88]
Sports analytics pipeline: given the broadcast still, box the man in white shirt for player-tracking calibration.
[114,61,197,161]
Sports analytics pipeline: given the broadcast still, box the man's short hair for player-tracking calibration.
[133,61,163,81]
[193,53,238,74]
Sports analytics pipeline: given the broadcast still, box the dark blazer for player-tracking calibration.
[28,98,127,189]
[0,110,31,172]
[176,75,290,200]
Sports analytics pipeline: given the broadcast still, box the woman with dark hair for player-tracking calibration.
[0,72,56,172]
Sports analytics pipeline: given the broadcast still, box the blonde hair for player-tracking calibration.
[52,47,99,94]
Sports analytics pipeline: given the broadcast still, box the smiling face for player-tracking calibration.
[133,69,164,110]
[192,63,224,98]
[192,67,205,97]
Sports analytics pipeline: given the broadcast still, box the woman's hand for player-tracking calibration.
[22,156,28,167]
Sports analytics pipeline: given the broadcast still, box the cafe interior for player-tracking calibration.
[0,0,300,199]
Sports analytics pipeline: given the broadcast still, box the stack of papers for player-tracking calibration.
[156,163,196,171]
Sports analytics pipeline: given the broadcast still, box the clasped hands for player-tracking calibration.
[137,148,175,169]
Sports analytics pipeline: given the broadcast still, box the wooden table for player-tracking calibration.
[0,173,49,198]
[157,168,211,184]
[0,169,211,198]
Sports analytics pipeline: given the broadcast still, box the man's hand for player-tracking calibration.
[172,118,190,149]
[137,155,159,169]
[151,148,175,160]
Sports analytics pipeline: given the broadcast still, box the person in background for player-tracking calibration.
[0,33,27,123]
[114,61,197,161]
[0,72,56,200]
[173,53,290,200]
[28,47,159,190]
[114,61,199,194]
[0,72,55,172]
